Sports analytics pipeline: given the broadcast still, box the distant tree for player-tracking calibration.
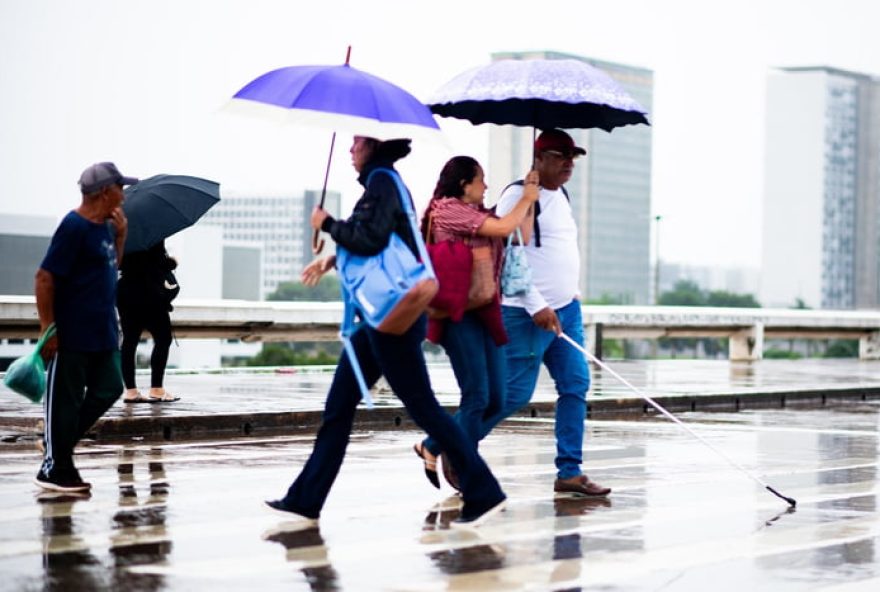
[268,276,341,301]
[658,280,705,306]
[792,298,810,309]
[659,280,760,309]
[824,339,858,358]
[706,290,760,308]
[586,293,627,305]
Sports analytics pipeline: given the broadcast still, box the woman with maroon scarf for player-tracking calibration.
[413,156,538,489]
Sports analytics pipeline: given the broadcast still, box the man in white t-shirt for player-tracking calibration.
[491,129,610,497]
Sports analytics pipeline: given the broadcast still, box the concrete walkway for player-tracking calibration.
[3,358,880,444]
[1,404,878,590]
[2,359,880,589]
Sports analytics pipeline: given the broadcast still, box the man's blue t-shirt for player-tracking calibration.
[40,211,119,352]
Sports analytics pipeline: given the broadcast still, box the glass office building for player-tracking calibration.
[202,190,341,299]
[762,67,880,310]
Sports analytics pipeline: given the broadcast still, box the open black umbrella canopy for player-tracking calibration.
[428,58,650,132]
[123,174,220,253]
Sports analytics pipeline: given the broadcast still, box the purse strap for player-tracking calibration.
[506,226,525,247]
[425,210,434,244]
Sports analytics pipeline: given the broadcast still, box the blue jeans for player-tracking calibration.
[481,300,590,479]
[279,316,504,518]
[422,312,506,456]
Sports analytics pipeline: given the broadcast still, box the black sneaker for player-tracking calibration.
[34,467,91,493]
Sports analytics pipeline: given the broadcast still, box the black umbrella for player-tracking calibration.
[123,174,220,253]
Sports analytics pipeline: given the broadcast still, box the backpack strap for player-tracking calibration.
[501,180,569,248]
[367,168,435,276]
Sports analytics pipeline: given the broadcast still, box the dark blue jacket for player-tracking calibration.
[321,160,418,258]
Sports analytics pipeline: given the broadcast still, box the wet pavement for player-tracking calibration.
[3,358,880,442]
[2,359,880,590]
[1,402,879,591]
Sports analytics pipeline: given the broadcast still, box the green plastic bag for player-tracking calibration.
[3,324,56,403]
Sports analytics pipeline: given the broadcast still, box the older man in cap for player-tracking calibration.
[489,129,611,498]
[33,162,137,492]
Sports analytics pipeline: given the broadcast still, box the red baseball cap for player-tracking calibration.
[534,129,586,157]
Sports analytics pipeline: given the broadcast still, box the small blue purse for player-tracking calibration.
[501,227,532,297]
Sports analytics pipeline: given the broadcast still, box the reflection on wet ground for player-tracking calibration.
[0,403,878,590]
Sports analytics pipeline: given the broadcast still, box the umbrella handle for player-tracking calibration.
[309,45,349,259]
[312,229,325,255]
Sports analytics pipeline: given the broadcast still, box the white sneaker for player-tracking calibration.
[450,498,506,529]
[263,499,319,534]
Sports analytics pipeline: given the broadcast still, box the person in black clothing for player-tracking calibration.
[116,240,178,403]
[265,136,506,528]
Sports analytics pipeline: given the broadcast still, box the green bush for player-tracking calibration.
[823,340,858,358]
[247,343,339,366]
[600,339,624,358]
[763,349,803,360]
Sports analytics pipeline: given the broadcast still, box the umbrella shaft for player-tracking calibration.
[320,132,337,208]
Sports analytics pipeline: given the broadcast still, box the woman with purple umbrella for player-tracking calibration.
[265,136,506,529]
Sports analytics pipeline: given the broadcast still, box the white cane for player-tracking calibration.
[558,332,796,508]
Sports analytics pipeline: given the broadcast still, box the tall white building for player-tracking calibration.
[762,67,880,309]
[488,51,654,304]
[202,189,341,299]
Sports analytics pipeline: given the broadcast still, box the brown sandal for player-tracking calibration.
[413,443,440,489]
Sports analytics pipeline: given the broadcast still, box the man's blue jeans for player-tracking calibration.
[482,300,590,479]
[422,311,506,456]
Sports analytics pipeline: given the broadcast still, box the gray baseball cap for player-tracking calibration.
[78,162,138,194]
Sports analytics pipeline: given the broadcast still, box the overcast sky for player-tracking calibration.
[1,0,878,269]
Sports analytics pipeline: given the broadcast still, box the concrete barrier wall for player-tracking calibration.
[3,296,880,361]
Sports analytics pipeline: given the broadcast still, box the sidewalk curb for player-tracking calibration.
[3,386,879,445]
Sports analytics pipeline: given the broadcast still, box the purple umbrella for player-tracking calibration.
[228,48,442,253]
[428,58,649,131]
[229,51,441,142]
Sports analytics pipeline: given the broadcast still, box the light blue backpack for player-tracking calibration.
[335,168,437,408]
